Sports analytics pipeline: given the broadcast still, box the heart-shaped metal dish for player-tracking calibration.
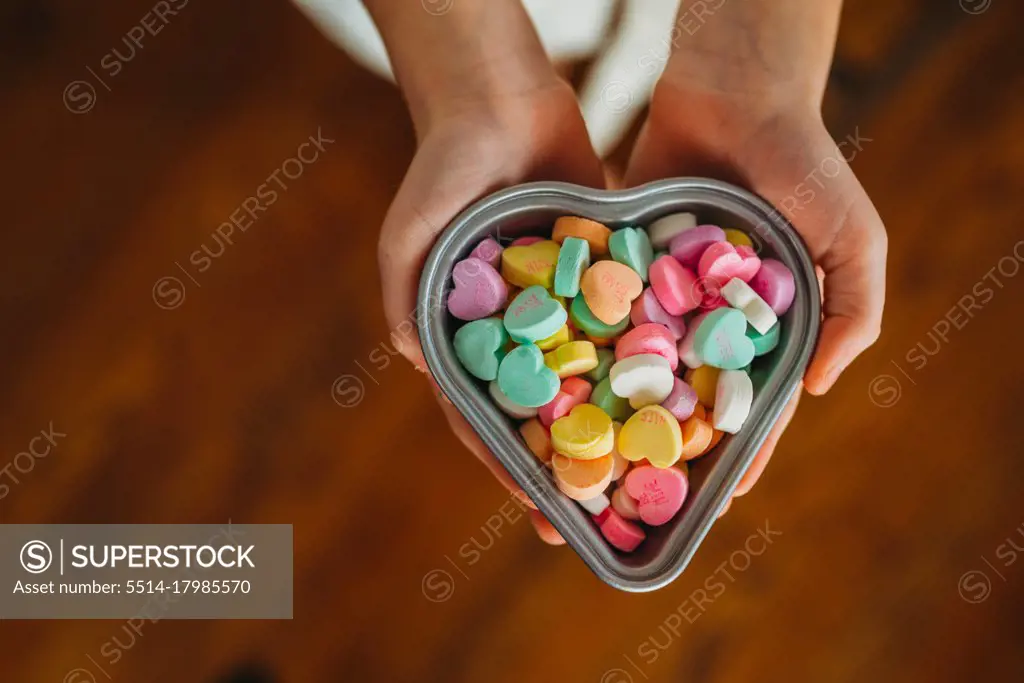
[417,178,820,592]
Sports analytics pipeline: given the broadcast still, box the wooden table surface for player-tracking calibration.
[2,1,1023,681]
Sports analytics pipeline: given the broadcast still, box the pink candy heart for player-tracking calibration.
[469,237,504,269]
[616,323,679,371]
[693,278,729,311]
[698,242,762,287]
[538,377,593,427]
[630,288,687,340]
[649,255,701,316]
[660,377,697,420]
[624,465,688,526]
[669,225,727,269]
[677,311,709,369]
[597,508,646,552]
[749,258,796,315]
[447,257,508,321]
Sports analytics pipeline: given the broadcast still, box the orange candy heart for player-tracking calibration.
[700,410,725,456]
[519,418,553,466]
[552,216,613,257]
[580,261,643,325]
[679,415,713,460]
[551,452,615,500]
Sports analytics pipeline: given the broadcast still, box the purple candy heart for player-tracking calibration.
[630,288,687,340]
[469,237,503,269]
[447,257,508,321]
[749,258,796,315]
[660,377,698,421]
[669,225,727,270]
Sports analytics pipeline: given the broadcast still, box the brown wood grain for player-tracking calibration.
[2,1,1023,682]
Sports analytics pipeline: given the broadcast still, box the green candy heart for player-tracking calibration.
[553,237,591,298]
[497,344,561,408]
[747,322,780,356]
[569,294,630,338]
[609,226,654,282]
[591,377,635,422]
[454,317,509,381]
[503,286,568,343]
[586,348,616,383]
[693,308,756,370]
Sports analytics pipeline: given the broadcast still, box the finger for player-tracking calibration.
[529,509,566,545]
[436,398,537,510]
[801,200,887,395]
[717,497,732,519]
[378,162,462,372]
[733,387,801,497]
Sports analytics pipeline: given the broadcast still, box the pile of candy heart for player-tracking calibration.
[447,213,795,552]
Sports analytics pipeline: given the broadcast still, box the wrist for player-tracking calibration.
[405,63,567,140]
[646,77,825,154]
[654,1,840,133]
[364,0,563,139]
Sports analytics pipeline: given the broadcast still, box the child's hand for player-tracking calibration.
[360,0,607,543]
[626,81,887,503]
[619,1,886,507]
[379,84,605,544]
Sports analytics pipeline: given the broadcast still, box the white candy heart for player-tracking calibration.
[722,278,778,334]
[647,212,697,250]
[489,380,539,419]
[577,492,611,516]
[713,369,753,434]
[609,354,675,409]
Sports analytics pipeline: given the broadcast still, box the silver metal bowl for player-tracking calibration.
[417,178,820,591]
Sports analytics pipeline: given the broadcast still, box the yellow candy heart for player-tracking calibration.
[536,324,571,351]
[723,228,753,248]
[501,240,560,289]
[619,405,683,468]
[551,404,614,460]
[544,341,598,379]
[684,366,721,408]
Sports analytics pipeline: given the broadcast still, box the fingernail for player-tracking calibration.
[824,363,846,391]
[512,489,538,510]
[810,364,838,394]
